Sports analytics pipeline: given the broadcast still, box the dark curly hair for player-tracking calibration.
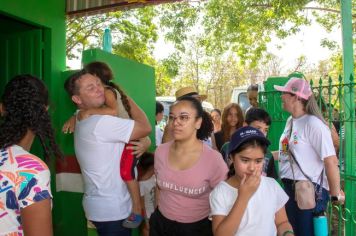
[175,96,214,141]
[84,61,132,118]
[0,75,63,161]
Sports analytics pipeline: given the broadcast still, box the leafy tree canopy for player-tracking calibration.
[159,0,355,66]
[66,0,355,101]
[66,7,157,64]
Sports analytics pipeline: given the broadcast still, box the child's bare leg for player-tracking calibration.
[141,222,149,236]
[125,179,142,214]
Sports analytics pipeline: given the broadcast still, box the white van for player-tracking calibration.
[231,84,264,113]
[231,86,250,113]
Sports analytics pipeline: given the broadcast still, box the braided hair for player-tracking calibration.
[84,61,132,118]
[0,75,63,161]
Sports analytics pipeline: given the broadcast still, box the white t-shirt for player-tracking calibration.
[203,137,212,147]
[155,125,163,147]
[278,115,335,190]
[74,115,134,221]
[139,175,156,219]
[210,177,288,236]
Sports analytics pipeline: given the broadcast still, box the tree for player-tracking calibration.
[155,54,180,96]
[158,0,355,66]
[66,1,355,102]
[66,7,177,95]
[66,7,158,64]
[309,0,356,50]
[169,33,256,109]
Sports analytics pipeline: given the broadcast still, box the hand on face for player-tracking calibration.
[238,166,261,200]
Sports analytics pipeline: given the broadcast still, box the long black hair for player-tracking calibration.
[0,75,63,160]
[175,96,213,141]
[227,139,268,178]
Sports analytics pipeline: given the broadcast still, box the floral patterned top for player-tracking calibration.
[0,145,52,236]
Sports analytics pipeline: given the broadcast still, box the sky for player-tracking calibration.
[267,20,342,73]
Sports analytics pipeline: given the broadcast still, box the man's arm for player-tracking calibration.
[128,97,152,140]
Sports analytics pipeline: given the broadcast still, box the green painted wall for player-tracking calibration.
[260,76,289,151]
[59,49,156,154]
[0,3,155,236]
[0,1,66,89]
[0,1,67,235]
[0,1,66,148]
[56,49,155,236]
[82,48,156,146]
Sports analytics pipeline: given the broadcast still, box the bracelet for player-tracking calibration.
[282,230,295,236]
[331,193,345,202]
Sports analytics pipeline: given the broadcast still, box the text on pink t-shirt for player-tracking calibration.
[154,141,228,223]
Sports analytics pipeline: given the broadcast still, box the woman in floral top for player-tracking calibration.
[0,75,62,236]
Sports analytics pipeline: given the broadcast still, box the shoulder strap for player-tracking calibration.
[287,119,324,186]
[288,149,313,182]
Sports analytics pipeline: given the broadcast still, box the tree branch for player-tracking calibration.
[303,6,340,14]
[249,4,356,19]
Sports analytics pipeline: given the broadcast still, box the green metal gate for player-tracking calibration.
[260,74,356,236]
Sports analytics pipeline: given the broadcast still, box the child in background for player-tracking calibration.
[244,107,278,179]
[62,61,149,228]
[137,152,155,236]
[155,101,164,147]
[211,108,222,133]
[209,126,293,236]
[212,103,244,152]
[220,108,278,180]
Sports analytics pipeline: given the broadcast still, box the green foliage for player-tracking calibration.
[111,7,158,64]
[155,61,174,96]
[161,53,180,78]
[158,0,312,66]
[158,2,200,52]
[66,7,158,64]
[66,7,175,95]
[158,0,355,67]
[310,0,356,49]
[66,14,109,59]
[66,0,355,105]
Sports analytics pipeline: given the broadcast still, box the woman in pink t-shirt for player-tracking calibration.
[150,96,228,236]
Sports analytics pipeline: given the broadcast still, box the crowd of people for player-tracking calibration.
[0,63,345,236]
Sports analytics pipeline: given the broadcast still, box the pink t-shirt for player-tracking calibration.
[155,141,228,223]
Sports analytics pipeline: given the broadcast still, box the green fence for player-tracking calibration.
[260,75,356,236]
